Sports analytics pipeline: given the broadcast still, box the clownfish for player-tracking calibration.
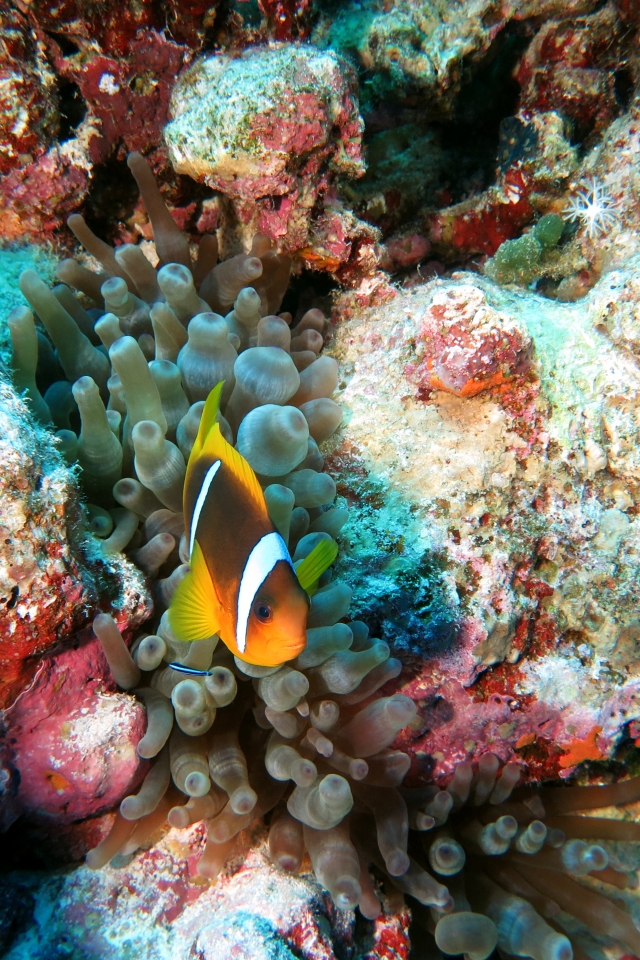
[168,381,336,667]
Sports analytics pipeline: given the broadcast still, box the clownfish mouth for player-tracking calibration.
[253,637,307,667]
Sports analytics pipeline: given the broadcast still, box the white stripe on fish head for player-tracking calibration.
[236,532,293,654]
[189,459,221,559]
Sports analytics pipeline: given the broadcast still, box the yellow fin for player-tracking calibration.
[167,540,221,642]
[296,539,339,595]
[191,380,225,463]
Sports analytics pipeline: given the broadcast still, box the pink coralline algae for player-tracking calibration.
[2,632,148,831]
[18,0,177,60]
[0,5,92,242]
[0,4,58,175]
[515,3,634,141]
[50,30,195,169]
[0,12,195,243]
[164,44,375,273]
[407,284,532,398]
[424,167,537,261]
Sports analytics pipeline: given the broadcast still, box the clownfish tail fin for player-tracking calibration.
[295,538,339,595]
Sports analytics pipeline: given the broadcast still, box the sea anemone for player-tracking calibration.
[404,756,640,958]
[564,177,620,240]
[7,150,407,915]
[7,152,640,956]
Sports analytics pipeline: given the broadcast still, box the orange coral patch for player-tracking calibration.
[297,248,342,272]
[46,771,71,794]
[515,732,536,749]
[427,365,508,398]
[558,725,604,769]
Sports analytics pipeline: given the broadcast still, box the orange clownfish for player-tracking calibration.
[168,381,337,667]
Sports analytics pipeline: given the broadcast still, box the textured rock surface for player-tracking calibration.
[2,634,148,832]
[314,0,606,110]
[0,374,151,707]
[2,825,410,960]
[408,283,532,396]
[315,0,639,276]
[165,43,374,271]
[0,372,152,835]
[0,4,58,175]
[327,260,640,781]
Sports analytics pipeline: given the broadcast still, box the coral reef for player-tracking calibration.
[2,632,148,831]
[0,832,410,959]
[0,374,149,709]
[409,284,533,396]
[4,147,640,960]
[313,0,639,279]
[0,2,196,243]
[4,1,640,957]
[164,43,376,276]
[0,4,326,248]
[327,265,640,784]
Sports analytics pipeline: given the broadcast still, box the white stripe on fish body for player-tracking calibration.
[189,459,222,558]
[236,532,294,654]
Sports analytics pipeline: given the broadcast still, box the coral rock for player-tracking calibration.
[0,825,407,959]
[0,5,58,175]
[2,634,148,830]
[515,4,628,140]
[165,43,367,259]
[52,29,195,167]
[327,262,640,782]
[409,283,532,397]
[0,375,150,708]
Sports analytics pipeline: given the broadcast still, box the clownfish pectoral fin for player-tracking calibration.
[167,540,221,642]
[296,539,339,595]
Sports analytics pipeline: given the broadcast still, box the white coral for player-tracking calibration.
[564,177,620,239]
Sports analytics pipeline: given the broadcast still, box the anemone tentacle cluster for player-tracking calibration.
[6,150,411,915]
[404,758,640,959]
[8,151,640,959]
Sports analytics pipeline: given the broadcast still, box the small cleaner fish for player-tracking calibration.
[166,662,216,677]
[168,381,337,667]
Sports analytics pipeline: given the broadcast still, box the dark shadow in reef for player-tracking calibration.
[433,20,533,201]
[280,268,339,323]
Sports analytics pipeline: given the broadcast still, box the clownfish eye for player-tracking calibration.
[254,600,273,623]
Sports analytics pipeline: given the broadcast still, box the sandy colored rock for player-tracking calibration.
[327,261,640,779]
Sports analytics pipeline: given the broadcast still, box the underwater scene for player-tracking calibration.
[3,1,640,958]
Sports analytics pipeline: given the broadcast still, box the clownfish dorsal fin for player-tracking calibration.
[191,380,225,463]
[296,539,339,595]
[167,540,222,642]
[196,384,265,512]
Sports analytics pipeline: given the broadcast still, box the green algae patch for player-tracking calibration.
[484,214,567,287]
